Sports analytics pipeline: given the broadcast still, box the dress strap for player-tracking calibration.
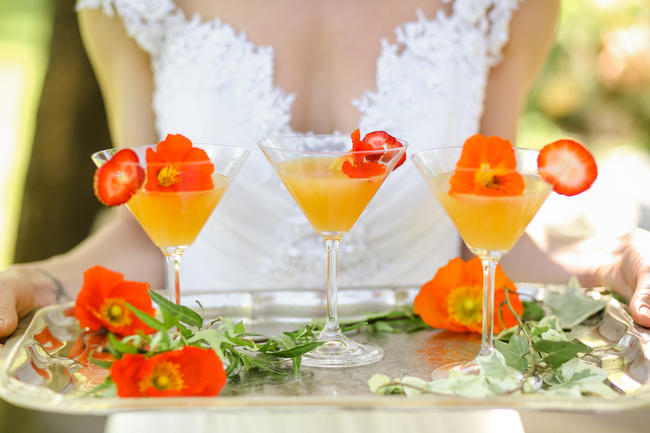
[75,0,178,55]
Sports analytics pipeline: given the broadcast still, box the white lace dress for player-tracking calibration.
[77,0,521,291]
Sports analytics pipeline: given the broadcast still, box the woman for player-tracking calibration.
[1,0,649,341]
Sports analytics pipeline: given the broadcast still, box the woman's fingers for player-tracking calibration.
[630,272,650,327]
[0,287,19,338]
[622,229,650,327]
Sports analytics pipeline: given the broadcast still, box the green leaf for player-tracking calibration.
[125,302,168,332]
[272,334,296,350]
[543,358,617,397]
[148,289,203,328]
[176,322,193,339]
[107,333,139,355]
[494,334,530,372]
[533,339,592,369]
[187,329,230,360]
[400,376,430,397]
[368,374,392,393]
[237,352,284,375]
[435,370,492,398]
[477,351,523,394]
[88,352,113,369]
[232,321,246,335]
[522,301,545,321]
[84,377,116,398]
[367,374,404,395]
[341,322,367,333]
[268,341,324,358]
[292,356,301,378]
[373,321,395,333]
[544,278,606,328]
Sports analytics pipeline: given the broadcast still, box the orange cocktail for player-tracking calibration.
[127,174,229,248]
[277,157,385,235]
[260,131,407,368]
[430,173,551,253]
[92,135,248,304]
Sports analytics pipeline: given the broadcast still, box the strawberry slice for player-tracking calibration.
[362,131,394,162]
[94,149,145,206]
[362,131,406,168]
[537,139,597,196]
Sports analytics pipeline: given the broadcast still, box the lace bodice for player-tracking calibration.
[77,0,520,290]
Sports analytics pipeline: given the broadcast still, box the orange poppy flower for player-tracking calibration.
[145,134,215,192]
[414,257,523,334]
[449,134,524,196]
[73,266,156,336]
[111,346,227,397]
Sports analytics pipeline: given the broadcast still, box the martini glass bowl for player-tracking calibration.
[412,146,551,376]
[259,134,407,368]
[92,144,248,304]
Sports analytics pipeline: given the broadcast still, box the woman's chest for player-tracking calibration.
[170,0,451,133]
[150,0,496,147]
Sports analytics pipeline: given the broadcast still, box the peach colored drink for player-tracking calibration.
[127,175,229,247]
[278,156,386,235]
[430,173,551,253]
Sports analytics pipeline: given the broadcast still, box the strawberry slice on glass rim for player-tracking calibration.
[362,130,407,168]
[93,148,145,206]
[537,139,597,196]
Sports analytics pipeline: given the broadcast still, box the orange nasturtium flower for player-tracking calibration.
[73,266,155,336]
[111,346,227,397]
[449,134,524,196]
[145,133,215,192]
[414,257,523,334]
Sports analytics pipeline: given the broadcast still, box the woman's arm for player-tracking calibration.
[0,8,165,338]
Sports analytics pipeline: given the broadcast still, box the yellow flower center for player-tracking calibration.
[474,163,506,188]
[157,166,181,187]
[99,298,132,327]
[139,361,185,392]
[447,285,483,328]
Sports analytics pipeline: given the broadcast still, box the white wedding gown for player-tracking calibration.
[77,1,526,432]
[78,0,522,292]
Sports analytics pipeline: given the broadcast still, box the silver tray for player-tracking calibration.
[0,285,649,414]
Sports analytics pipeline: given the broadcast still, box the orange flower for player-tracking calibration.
[111,346,227,397]
[414,257,523,334]
[449,134,524,196]
[145,134,214,192]
[74,266,155,336]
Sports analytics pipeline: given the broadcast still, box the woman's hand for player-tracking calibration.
[0,265,67,339]
[603,228,650,327]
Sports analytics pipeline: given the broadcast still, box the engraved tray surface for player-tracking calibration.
[0,285,649,415]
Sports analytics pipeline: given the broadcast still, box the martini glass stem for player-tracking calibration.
[163,247,186,305]
[322,237,342,339]
[479,255,501,356]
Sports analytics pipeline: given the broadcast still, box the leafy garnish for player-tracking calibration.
[370,278,615,400]
[544,277,607,328]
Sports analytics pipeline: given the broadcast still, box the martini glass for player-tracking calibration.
[259,135,407,368]
[92,144,248,304]
[412,147,551,376]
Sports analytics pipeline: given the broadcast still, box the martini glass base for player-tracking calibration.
[302,335,383,368]
[431,357,525,382]
[431,360,481,380]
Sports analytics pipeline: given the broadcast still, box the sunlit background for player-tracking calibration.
[0,0,52,268]
[1,0,650,269]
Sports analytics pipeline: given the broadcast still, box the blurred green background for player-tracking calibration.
[0,0,649,432]
[0,0,52,268]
